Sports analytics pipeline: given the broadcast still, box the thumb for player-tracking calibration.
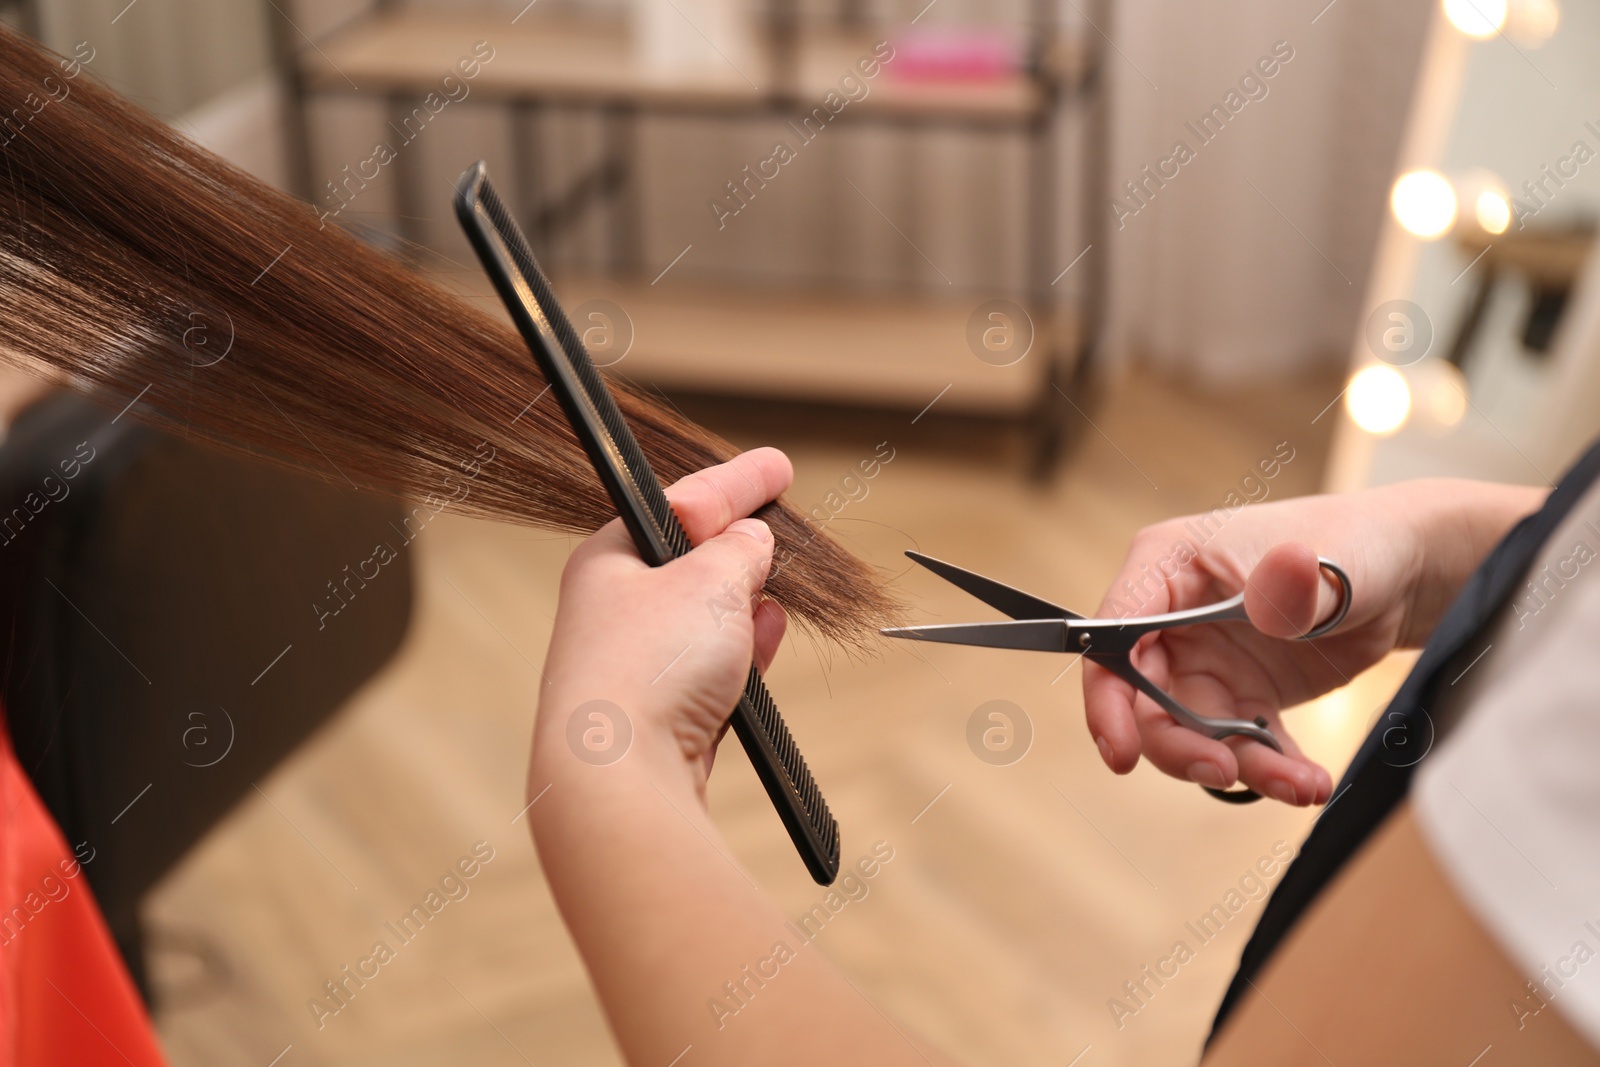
[1243,542,1326,638]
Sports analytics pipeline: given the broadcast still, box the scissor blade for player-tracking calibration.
[904,551,1079,621]
[880,619,1070,653]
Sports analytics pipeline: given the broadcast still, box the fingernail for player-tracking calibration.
[1187,761,1227,789]
[1095,735,1114,767]
[1267,780,1299,805]
[731,519,771,543]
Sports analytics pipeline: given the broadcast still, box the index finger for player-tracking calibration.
[1084,658,1142,774]
[1082,528,1216,773]
[571,448,795,568]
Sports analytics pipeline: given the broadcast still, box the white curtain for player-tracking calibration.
[1104,0,1431,386]
[37,0,272,120]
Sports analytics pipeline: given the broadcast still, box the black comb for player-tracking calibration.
[454,161,840,885]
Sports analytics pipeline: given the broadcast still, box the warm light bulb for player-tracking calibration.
[1476,188,1511,234]
[1509,0,1559,45]
[1429,374,1468,426]
[1444,0,1509,38]
[1346,364,1412,435]
[1412,358,1469,431]
[1391,169,1458,239]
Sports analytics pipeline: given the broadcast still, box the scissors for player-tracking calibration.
[882,551,1353,803]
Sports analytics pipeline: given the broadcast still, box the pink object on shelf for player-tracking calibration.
[886,26,1027,82]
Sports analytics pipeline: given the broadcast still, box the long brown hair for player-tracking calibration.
[0,26,897,647]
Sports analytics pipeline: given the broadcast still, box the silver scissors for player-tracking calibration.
[882,551,1353,803]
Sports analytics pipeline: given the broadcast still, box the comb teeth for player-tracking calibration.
[471,178,690,557]
[747,672,836,847]
[735,670,840,876]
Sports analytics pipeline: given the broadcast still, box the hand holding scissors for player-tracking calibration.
[883,547,1352,803]
[1083,483,1549,803]
[883,481,1550,804]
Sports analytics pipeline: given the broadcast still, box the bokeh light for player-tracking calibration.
[1346,364,1413,435]
[1414,359,1469,431]
[1475,188,1511,234]
[1427,374,1468,428]
[1509,0,1560,45]
[1391,169,1458,239]
[1444,0,1509,38]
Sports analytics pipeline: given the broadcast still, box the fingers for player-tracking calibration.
[1244,542,1338,638]
[663,447,794,545]
[1232,736,1333,806]
[568,447,792,568]
[1090,521,1224,622]
[698,542,785,785]
[1141,712,1331,806]
[1087,654,1333,805]
[1083,661,1143,774]
[1125,666,1244,787]
[1091,547,1174,620]
[1085,526,1199,776]
[692,515,774,574]
[674,516,775,623]
[753,598,788,673]
[568,503,780,626]
[1131,699,1329,806]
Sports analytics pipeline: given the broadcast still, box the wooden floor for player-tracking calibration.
[145,366,1415,1067]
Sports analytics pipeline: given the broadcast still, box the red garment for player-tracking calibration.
[0,721,166,1065]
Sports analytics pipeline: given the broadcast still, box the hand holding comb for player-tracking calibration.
[454,161,841,885]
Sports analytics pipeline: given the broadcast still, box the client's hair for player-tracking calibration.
[0,27,897,645]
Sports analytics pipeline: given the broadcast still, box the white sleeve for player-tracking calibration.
[1413,571,1600,1050]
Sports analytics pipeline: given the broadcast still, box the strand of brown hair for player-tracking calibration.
[0,26,900,648]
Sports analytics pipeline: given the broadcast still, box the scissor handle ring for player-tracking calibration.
[1204,558,1348,803]
[1199,719,1286,804]
[1300,557,1353,641]
[1205,784,1268,804]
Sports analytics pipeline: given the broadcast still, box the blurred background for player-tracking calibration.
[0,0,1593,1063]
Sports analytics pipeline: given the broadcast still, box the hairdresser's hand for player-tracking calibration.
[531,447,791,804]
[527,446,956,1067]
[1084,479,1547,806]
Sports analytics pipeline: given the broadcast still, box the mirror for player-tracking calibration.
[1326,0,1600,491]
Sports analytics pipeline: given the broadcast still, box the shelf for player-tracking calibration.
[303,10,1068,123]
[295,5,1096,463]
[797,35,1046,123]
[445,271,1058,415]
[306,11,760,111]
